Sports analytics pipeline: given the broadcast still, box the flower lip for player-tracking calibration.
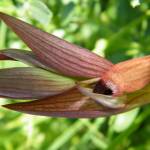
[78,78,115,97]
[77,78,126,108]
[77,85,126,108]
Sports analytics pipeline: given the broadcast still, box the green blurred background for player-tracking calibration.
[0,0,150,150]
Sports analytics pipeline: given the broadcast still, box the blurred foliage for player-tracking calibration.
[0,0,150,150]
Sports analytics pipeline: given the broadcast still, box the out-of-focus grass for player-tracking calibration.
[0,0,150,150]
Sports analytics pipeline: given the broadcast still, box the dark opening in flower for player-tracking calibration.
[93,80,113,95]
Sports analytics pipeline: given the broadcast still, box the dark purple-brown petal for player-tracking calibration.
[0,49,54,71]
[2,88,125,118]
[0,67,75,99]
[0,53,13,60]
[0,12,113,78]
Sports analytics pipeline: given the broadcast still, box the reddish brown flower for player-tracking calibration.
[0,12,150,118]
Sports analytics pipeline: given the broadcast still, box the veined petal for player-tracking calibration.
[0,12,113,78]
[3,88,123,118]
[101,55,150,96]
[0,67,75,99]
[3,86,150,118]
[0,49,53,71]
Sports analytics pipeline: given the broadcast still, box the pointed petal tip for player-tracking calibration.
[0,12,5,16]
[2,104,10,110]
[0,54,12,60]
[0,12,5,15]
[2,104,21,114]
[2,103,18,110]
[2,103,32,114]
[0,12,13,19]
[0,12,9,21]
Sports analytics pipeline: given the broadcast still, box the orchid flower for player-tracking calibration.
[0,12,150,118]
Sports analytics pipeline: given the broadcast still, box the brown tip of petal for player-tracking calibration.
[0,12,6,19]
[0,53,13,60]
[3,103,29,114]
[3,104,17,110]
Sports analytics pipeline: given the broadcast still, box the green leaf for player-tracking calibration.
[113,108,139,132]
[28,0,52,24]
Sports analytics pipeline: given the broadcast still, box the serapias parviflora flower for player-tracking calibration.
[0,12,150,118]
